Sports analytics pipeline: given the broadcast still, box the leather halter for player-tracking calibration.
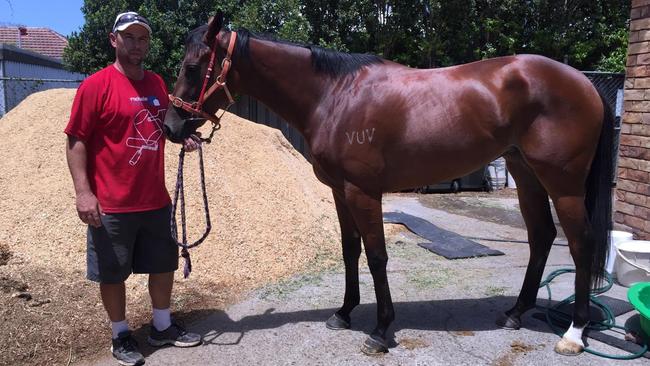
[169,31,237,126]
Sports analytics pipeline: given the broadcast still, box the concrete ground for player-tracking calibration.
[84,192,648,366]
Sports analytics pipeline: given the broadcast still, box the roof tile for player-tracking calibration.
[0,27,68,60]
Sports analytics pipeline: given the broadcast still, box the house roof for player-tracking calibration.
[0,27,68,60]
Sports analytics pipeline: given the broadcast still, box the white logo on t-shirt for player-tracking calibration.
[126,108,166,166]
[129,96,161,107]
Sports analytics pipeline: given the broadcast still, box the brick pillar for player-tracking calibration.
[616,0,650,239]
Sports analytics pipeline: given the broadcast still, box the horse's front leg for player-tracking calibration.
[341,183,393,354]
[326,189,362,330]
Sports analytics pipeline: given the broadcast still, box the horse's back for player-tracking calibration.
[405,54,605,165]
[447,54,602,123]
[310,54,604,193]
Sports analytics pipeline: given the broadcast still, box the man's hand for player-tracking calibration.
[183,134,202,152]
[76,191,103,228]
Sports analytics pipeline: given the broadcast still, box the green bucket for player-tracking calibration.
[628,282,650,339]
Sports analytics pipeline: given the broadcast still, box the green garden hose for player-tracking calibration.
[537,268,648,359]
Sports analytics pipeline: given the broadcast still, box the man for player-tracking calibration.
[65,11,201,366]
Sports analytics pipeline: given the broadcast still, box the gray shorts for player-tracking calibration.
[87,205,178,284]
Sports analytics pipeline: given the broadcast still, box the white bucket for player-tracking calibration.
[488,158,506,190]
[615,240,650,287]
[606,230,633,276]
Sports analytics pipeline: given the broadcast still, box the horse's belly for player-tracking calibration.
[380,140,503,192]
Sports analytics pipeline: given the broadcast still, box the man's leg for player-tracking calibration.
[89,211,136,325]
[89,212,144,366]
[146,271,201,347]
[138,205,175,331]
[148,272,174,308]
[100,282,127,322]
[89,215,133,336]
[149,272,174,332]
[137,206,201,347]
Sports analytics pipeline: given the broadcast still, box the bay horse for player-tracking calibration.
[164,12,614,356]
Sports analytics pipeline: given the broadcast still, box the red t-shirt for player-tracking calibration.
[65,65,171,213]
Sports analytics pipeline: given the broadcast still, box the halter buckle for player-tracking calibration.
[171,96,183,108]
[221,57,231,69]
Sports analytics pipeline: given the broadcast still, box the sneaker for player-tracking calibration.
[148,322,202,347]
[110,331,145,366]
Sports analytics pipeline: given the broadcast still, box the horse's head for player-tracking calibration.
[164,11,237,143]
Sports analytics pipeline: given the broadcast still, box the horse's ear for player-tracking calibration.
[203,11,224,45]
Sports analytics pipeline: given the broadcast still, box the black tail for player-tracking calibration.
[584,91,615,288]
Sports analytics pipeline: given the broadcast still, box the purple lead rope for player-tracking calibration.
[170,144,212,278]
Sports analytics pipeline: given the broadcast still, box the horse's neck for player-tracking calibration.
[234,38,324,137]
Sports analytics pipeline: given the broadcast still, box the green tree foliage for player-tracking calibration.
[300,0,630,70]
[515,0,630,72]
[64,0,631,85]
[63,0,231,86]
[232,0,310,43]
[63,0,309,86]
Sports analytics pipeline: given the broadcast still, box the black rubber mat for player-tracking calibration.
[383,211,504,259]
[531,295,649,358]
[587,328,650,358]
[531,295,634,325]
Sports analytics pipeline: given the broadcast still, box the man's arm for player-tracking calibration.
[66,135,102,228]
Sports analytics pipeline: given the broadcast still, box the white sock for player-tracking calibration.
[111,320,129,339]
[152,307,171,331]
[562,321,586,347]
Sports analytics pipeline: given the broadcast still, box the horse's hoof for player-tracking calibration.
[496,313,521,330]
[325,313,350,330]
[554,337,584,356]
[361,336,388,355]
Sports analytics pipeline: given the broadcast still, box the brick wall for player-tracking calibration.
[616,0,650,239]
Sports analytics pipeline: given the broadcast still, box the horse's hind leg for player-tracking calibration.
[548,194,593,355]
[497,150,557,330]
[519,154,596,355]
[326,189,362,330]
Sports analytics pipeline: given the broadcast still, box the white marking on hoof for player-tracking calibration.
[554,322,585,355]
[563,322,585,347]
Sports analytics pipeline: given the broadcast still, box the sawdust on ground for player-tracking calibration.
[0,89,340,365]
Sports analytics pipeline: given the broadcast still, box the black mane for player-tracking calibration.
[186,26,383,77]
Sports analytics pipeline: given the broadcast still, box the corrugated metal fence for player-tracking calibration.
[0,44,85,117]
[230,94,310,159]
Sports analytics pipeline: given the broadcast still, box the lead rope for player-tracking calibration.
[171,144,211,278]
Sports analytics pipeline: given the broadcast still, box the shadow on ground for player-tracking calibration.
[130,295,560,358]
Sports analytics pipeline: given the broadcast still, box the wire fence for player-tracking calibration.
[584,72,625,116]
[0,76,83,117]
[583,72,625,184]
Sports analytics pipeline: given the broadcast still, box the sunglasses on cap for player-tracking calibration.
[112,12,152,34]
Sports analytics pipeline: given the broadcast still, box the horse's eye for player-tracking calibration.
[184,64,200,78]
